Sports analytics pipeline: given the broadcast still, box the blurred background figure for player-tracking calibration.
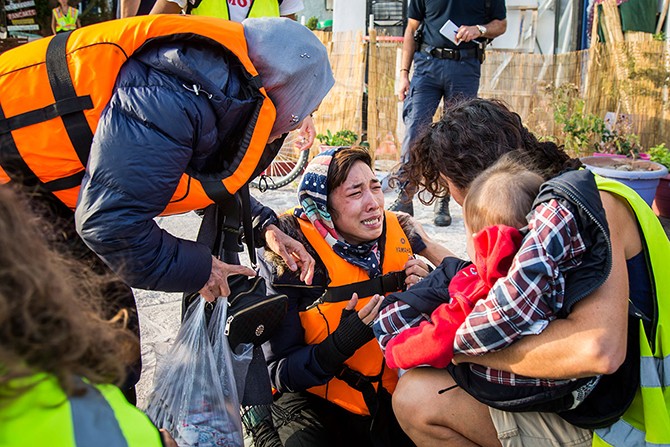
[51,0,80,34]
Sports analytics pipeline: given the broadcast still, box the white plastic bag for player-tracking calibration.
[207,297,251,441]
[145,296,244,447]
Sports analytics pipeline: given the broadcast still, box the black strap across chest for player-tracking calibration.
[321,270,406,303]
[0,31,94,191]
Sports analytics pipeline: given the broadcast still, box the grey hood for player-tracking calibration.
[243,17,334,137]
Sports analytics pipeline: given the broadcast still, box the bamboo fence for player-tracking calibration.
[312,22,670,161]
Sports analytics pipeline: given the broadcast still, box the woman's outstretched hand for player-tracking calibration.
[347,293,383,326]
[198,256,256,302]
[264,224,315,285]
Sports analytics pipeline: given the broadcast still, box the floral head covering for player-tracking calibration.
[294,148,381,277]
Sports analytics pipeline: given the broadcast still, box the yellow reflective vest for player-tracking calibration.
[191,0,280,20]
[53,6,78,32]
[0,373,163,446]
[592,175,670,446]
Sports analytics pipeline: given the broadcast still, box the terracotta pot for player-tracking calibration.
[654,174,670,218]
[580,156,669,206]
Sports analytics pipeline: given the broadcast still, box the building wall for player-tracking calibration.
[332,0,365,32]
[298,0,331,26]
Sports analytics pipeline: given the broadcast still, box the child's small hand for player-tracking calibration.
[404,256,429,288]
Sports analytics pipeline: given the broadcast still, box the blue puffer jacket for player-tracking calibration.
[75,40,275,293]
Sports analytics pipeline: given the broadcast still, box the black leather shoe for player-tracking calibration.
[388,191,414,216]
[433,196,451,227]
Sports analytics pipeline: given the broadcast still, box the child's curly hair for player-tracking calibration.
[0,187,139,402]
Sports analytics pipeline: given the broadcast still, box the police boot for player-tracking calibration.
[433,196,452,227]
[388,188,414,216]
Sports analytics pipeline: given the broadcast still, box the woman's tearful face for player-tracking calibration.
[330,161,385,245]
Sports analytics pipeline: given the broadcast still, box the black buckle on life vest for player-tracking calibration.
[320,270,407,303]
[336,366,381,392]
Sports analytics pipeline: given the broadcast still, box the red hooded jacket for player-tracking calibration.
[385,225,523,369]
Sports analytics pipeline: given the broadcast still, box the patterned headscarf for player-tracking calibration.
[294,148,381,277]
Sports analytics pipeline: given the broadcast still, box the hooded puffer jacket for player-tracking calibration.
[73,39,268,293]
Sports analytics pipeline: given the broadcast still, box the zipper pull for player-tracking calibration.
[182,83,213,99]
[224,314,234,336]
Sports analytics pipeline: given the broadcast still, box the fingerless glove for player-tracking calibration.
[314,308,374,373]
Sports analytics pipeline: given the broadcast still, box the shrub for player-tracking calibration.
[316,129,359,146]
[649,143,670,169]
[306,16,319,31]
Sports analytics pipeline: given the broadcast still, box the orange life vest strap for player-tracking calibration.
[0,31,92,192]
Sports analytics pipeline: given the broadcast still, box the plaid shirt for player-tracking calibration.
[376,199,586,386]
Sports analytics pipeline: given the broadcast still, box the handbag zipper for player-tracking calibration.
[224,294,287,336]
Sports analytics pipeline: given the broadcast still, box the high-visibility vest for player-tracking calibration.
[298,211,413,416]
[592,175,670,446]
[0,373,163,446]
[0,15,276,216]
[53,6,78,32]
[191,0,279,21]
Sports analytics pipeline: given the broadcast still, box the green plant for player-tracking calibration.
[597,114,642,158]
[316,129,359,146]
[306,16,319,31]
[546,83,605,157]
[649,143,670,169]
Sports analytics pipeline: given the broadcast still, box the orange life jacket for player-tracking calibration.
[297,211,412,416]
[0,15,276,215]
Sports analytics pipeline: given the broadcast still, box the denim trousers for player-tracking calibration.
[399,51,482,168]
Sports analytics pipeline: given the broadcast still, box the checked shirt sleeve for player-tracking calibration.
[454,199,586,355]
[373,300,428,353]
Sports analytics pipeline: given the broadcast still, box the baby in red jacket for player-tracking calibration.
[374,156,602,415]
[375,157,544,369]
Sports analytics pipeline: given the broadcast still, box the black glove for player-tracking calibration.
[314,307,374,374]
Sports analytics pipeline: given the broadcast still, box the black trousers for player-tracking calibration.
[271,391,415,447]
[27,189,142,404]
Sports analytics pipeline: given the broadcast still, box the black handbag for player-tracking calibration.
[182,274,287,349]
[183,187,288,350]
[224,274,288,349]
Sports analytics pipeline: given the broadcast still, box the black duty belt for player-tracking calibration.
[420,43,479,60]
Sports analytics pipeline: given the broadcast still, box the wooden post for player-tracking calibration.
[367,27,378,159]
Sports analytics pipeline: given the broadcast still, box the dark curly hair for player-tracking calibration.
[0,187,139,403]
[404,98,580,202]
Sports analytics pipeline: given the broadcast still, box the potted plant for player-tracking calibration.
[546,83,605,158]
[316,129,359,150]
[593,113,649,160]
[580,154,668,207]
[648,143,670,218]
